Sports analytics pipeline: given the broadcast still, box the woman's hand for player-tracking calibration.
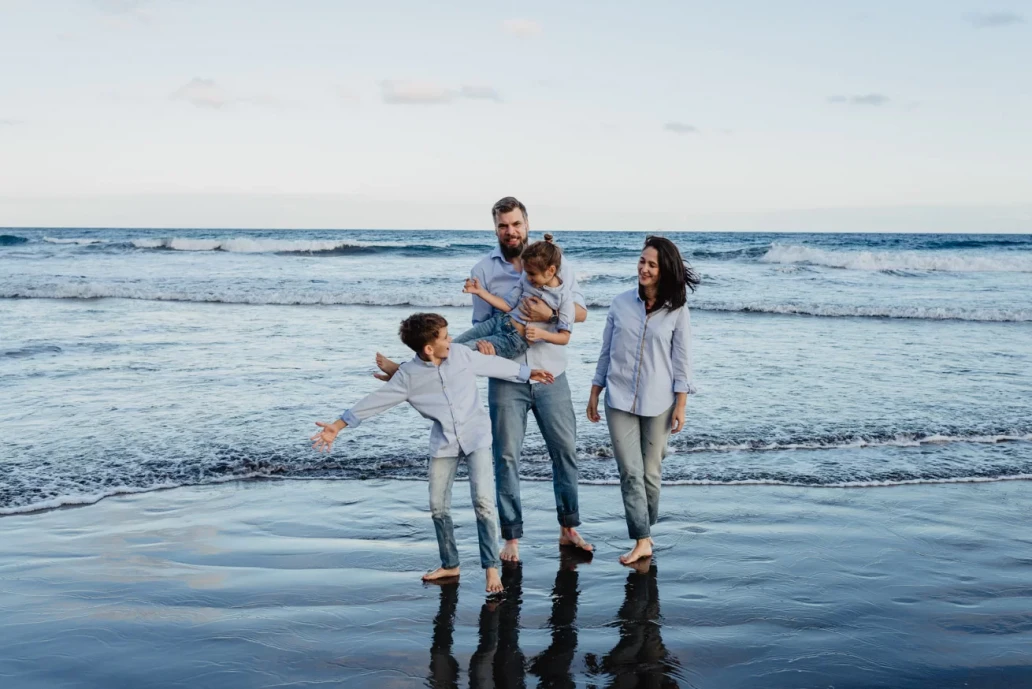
[463,277,484,296]
[586,385,603,423]
[671,402,686,434]
[529,369,555,384]
[311,420,345,453]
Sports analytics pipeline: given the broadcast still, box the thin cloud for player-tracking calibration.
[93,0,153,25]
[0,118,25,126]
[966,12,1025,28]
[172,78,232,109]
[381,81,502,105]
[170,78,282,109]
[664,122,699,134]
[828,93,890,106]
[460,85,502,102]
[503,18,542,37]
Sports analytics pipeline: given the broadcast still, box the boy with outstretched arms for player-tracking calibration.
[311,312,553,593]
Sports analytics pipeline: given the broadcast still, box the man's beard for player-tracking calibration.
[499,238,526,261]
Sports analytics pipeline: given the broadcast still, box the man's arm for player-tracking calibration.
[464,277,515,314]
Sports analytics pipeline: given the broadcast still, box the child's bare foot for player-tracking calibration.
[619,538,652,565]
[422,566,460,582]
[373,353,400,381]
[500,539,520,562]
[625,555,653,574]
[559,527,593,553]
[485,567,502,593]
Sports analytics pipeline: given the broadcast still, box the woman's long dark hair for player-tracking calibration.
[640,235,700,311]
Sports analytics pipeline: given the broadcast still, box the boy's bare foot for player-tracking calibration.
[422,566,460,582]
[619,538,652,565]
[500,539,520,562]
[485,567,503,593]
[373,353,400,381]
[559,527,593,553]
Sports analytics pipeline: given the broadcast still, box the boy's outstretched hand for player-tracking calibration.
[529,369,555,384]
[311,419,346,453]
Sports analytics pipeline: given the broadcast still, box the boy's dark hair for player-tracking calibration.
[522,233,562,273]
[641,235,701,311]
[491,196,528,223]
[399,313,448,353]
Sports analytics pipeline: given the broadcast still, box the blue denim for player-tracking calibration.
[605,402,673,540]
[488,373,580,540]
[428,447,500,569]
[452,313,528,361]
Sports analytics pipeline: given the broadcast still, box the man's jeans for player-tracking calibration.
[605,402,674,540]
[428,447,500,569]
[488,373,580,540]
[453,314,528,360]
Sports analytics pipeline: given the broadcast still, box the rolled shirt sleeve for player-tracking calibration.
[671,306,696,395]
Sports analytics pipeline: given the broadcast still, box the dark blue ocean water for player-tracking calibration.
[2,228,1031,514]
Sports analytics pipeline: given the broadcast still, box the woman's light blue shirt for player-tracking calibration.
[592,288,696,417]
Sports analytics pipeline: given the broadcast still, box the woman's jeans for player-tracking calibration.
[453,314,528,360]
[605,402,674,540]
[428,447,501,570]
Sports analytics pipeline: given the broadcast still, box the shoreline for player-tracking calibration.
[2,478,1030,688]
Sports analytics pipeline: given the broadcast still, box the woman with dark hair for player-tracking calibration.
[586,236,700,564]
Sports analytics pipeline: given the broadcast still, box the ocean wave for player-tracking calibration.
[3,430,1031,515]
[0,234,29,246]
[43,237,108,245]
[127,237,483,254]
[761,243,1032,273]
[6,284,1031,321]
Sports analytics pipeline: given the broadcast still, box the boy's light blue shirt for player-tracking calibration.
[340,345,530,458]
[592,288,696,417]
[469,246,585,378]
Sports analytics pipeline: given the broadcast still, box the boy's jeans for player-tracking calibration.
[428,446,501,570]
[488,373,581,540]
[605,402,674,540]
[452,314,528,360]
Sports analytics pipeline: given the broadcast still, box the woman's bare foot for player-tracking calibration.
[559,527,594,552]
[485,567,503,593]
[373,353,400,381]
[422,566,460,582]
[500,539,520,562]
[619,538,652,565]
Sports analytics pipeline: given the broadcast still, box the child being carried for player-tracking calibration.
[456,234,574,358]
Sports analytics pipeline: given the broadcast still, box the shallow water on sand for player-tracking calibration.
[2,480,1030,688]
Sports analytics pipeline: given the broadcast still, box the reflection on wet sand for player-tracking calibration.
[426,552,682,688]
[587,559,684,688]
[428,580,461,689]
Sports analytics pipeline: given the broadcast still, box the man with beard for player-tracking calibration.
[377,196,591,562]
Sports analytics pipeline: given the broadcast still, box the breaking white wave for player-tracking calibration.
[129,237,461,253]
[761,243,1032,273]
[43,237,107,245]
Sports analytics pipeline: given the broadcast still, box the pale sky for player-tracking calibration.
[1,0,1030,231]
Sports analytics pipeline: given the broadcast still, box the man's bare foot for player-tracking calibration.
[625,555,653,574]
[619,538,652,565]
[485,567,503,593]
[373,353,400,382]
[500,539,520,562]
[422,566,460,582]
[559,527,594,553]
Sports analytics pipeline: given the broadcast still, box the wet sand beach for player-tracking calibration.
[2,479,1030,688]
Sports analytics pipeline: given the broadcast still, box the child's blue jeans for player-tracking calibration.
[452,314,528,360]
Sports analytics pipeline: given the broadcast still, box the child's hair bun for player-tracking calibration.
[543,233,555,243]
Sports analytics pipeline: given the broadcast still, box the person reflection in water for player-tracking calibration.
[469,564,527,688]
[529,549,592,688]
[427,580,461,689]
[586,559,683,688]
